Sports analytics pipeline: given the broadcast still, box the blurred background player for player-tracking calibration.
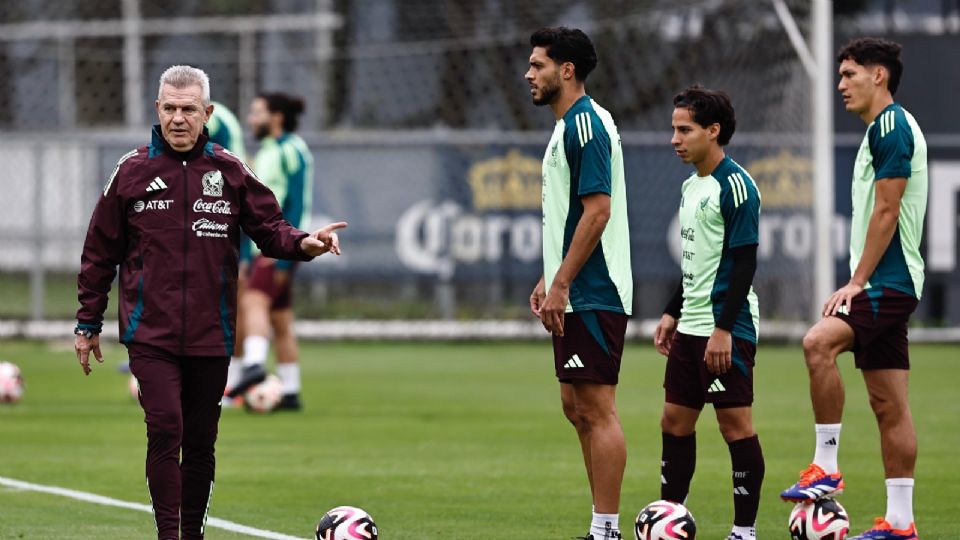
[206,100,246,162]
[654,85,764,540]
[227,92,313,410]
[526,27,632,540]
[205,101,252,404]
[781,38,926,540]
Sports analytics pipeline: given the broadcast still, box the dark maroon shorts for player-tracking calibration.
[552,310,628,385]
[833,287,918,370]
[246,256,297,310]
[664,332,756,410]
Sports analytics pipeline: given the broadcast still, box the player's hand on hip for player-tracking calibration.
[704,327,732,375]
[823,281,863,318]
[529,276,546,318]
[74,334,103,376]
[301,221,348,257]
[539,284,569,336]
[654,313,678,357]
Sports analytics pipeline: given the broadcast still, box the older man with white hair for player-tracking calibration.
[73,65,346,540]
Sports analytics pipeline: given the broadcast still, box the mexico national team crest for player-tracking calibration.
[548,141,559,167]
[694,196,710,221]
[202,170,224,197]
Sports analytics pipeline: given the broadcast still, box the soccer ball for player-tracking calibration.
[789,498,850,540]
[635,500,696,540]
[0,361,25,404]
[315,506,378,540]
[243,374,282,413]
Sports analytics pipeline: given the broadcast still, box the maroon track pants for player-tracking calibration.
[127,343,229,540]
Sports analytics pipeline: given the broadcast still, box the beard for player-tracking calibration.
[252,123,271,140]
[532,76,561,106]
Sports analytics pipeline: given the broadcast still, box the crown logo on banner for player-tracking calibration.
[747,149,812,209]
[467,149,542,211]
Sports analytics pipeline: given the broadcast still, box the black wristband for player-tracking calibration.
[74,322,102,338]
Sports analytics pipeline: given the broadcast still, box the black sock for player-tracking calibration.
[661,432,696,503]
[729,434,764,527]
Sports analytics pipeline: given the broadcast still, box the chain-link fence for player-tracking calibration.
[2,0,959,328]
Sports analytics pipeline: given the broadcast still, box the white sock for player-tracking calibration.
[226,357,243,389]
[885,478,914,529]
[813,423,842,473]
[276,362,301,394]
[731,524,755,539]
[590,512,619,538]
[242,336,269,367]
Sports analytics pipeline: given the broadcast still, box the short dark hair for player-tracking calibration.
[836,37,903,95]
[529,27,597,82]
[673,85,736,146]
[257,91,306,132]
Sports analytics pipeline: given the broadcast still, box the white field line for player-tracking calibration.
[0,475,309,540]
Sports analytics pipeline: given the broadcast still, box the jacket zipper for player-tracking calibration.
[181,160,188,355]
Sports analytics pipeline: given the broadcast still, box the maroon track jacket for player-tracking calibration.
[77,125,313,356]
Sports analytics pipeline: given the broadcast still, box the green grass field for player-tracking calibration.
[0,340,958,539]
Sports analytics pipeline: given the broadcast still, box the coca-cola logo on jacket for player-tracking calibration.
[192,199,231,214]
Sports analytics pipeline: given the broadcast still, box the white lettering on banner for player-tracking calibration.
[667,213,851,265]
[396,199,541,279]
[929,161,960,272]
[192,199,231,214]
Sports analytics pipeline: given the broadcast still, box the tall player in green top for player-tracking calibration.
[227,92,314,410]
[654,86,764,540]
[781,38,926,540]
[526,27,632,540]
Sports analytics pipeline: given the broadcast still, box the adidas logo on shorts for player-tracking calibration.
[707,379,726,393]
[564,354,585,369]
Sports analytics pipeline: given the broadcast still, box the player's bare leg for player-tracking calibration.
[271,308,302,409]
[571,383,624,514]
[716,407,764,540]
[561,383,594,495]
[863,370,916,478]
[782,317,855,502]
[226,289,272,398]
[802,317,854,424]
[862,369,917,532]
[565,382,625,539]
[661,403,699,436]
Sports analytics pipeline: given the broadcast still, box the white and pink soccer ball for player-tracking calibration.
[315,506,378,540]
[243,374,283,413]
[789,498,850,540]
[635,500,696,540]
[0,361,24,404]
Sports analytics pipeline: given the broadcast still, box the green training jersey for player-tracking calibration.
[250,132,314,269]
[541,95,632,315]
[850,103,927,299]
[206,101,246,161]
[676,156,761,343]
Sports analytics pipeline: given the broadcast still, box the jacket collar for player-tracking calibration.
[150,124,211,161]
